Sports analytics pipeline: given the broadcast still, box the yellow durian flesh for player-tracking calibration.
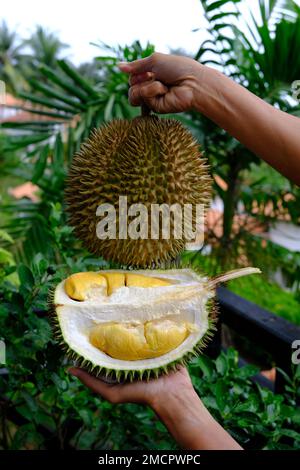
[125,273,172,288]
[64,271,173,300]
[103,272,126,295]
[65,271,190,360]
[64,272,107,301]
[90,319,196,361]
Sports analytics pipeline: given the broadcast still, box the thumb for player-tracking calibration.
[118,54,156,74]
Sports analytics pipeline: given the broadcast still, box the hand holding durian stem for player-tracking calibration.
[69,366,242,450]
[119,52,300,185]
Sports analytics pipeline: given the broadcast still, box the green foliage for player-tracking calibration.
[228,275,300,325]
[0,41,154,266]
[0,257,299,450]
[192,0,300,276]
[241,162,300,225]
[190,349,300,449]
[25,26,69,70]
[0,230,18,285]
[0,21,26,93]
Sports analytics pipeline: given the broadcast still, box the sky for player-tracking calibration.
[1,0,299,64]
[1,0,208,64]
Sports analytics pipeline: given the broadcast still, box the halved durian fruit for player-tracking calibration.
[54,267,260,381]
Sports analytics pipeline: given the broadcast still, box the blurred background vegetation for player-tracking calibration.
[0,0,300,450]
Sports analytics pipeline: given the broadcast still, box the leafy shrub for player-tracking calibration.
[190,352,300,450]
[0,257,299,450]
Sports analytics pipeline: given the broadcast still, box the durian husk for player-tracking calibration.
[51,266,260,382]
[65,116,212,268]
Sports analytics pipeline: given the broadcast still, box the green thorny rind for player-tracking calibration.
[50,296,217,383]
[65,117,212,268]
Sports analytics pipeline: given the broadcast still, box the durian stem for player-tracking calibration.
[153,267,261,303]
[206,267,261,290]
[141,103,151,116]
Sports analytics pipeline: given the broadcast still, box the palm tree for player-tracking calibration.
[0,21,25,93]
[26,26,69,70]
[0,21,22,66]
[76,60,101,85]
[0,41,153,264]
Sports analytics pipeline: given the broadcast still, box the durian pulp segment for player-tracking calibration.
[90,319,198,361]
[103,272,125,296]
[64,271,174,301]
[65,271,197,359]
[125,273,172,288]
[64,272,107,300]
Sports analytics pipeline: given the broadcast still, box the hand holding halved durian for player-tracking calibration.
[68,365,242,450]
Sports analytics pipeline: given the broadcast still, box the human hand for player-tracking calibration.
[118,52,205,114]
[69,365,194,409]
[69,365,242,449]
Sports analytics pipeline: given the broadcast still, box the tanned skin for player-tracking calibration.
[120,53,300,184]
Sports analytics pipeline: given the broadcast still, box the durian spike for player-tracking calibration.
[206,267,261,290]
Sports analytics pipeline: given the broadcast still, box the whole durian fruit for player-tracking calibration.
[65,115,211,267]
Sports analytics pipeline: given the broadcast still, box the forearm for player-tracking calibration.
[151,388,242,450]
[193,65,300,185]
